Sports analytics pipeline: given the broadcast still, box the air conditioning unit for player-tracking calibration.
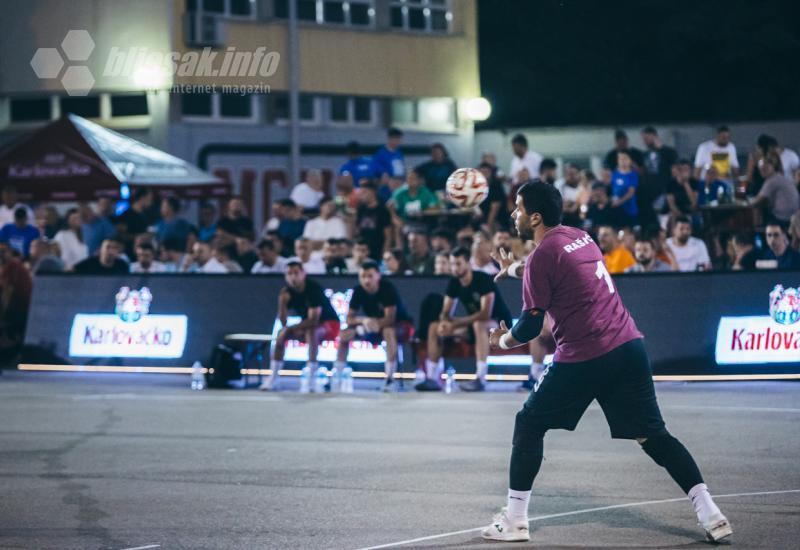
[185,12,225,48]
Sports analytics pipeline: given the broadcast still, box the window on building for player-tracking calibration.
[273,93,318,123]
[182,93,214,117]
[187,0,253,17]
[330,96,349,122]
[392,97,455,131]
[326,96,375,125]
[60,96,101,118]
[110,94,149,117]
[274,0,374,26]
[353,97,373,122]
[229,0,253,16]
[391,99,417,125]
[220,93,252,118]
[390,0,451,33]
[9,98,52,123]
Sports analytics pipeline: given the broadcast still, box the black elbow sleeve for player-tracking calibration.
[511,310,544,343]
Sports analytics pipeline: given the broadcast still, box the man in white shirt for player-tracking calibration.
[693,125,739,182]
[293,238,325,274]
[251,239,288,274]
[290,169,325,211]
[0,186,34,227]
[130,242,167,273]
[182,241,228,273]
[554,162,583,225]
[666,216,711,272]
[509,134,542,184]
[302,197,348,249]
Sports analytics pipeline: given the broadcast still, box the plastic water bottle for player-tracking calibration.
[299,366,311,393]
[314,366,329,393]
[444,366,456,394]
[341,366,354,394]
[191,361,205,390]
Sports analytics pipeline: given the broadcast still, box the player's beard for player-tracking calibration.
[516,220,534,241]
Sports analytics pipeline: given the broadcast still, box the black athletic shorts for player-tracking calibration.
[515,338,667,441]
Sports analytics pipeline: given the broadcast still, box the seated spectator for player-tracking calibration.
[346,238,370,273]
[492,229,513,255]
[583,182,617,230]
[665,159,699,218]
[470,231,499,276]
[276,198,306,257]
[757,224,800,270]
[40,205,62,239]
[729,232,758,271]
[390,168,440,222]
[339,141,373,188]
[789,211,800,251]
[74,238,129,274]
[0,207,41,259]
[603,129,644,171]
[197,201,217,242]
[27,239,64,274]
[334,173,359,213]
[251,239,288,274]
[303,197,348,248]
[476,162,509,232]
[430,228,454,254]
[216,244,244,273]
[156,197,193,251]
[696,166,732,206]
[322,239,348,275]
[694,125,739,183]
[218,196,255,240]
[434,251,451,275]
[751,152,800,226]
[293,238,325,274]
[406,229,434,275]
[610,150,639,227]
[160,237,187,273]
[747,135,800,196]
[130,242,166,273]
[335,238,351,263]
[291,169,326,212]
[182,241,228,273]
[625,236,673,273]
[356,183,392,260]
[598,225,636,273]
[555,162,583,227]
[0,186,34,227]
[53,208,88,269]
[456,225,475,250]
[263,230,285,257]
[114,188,153,258]
[80,198,116,256]
[234,237,259,273]
[653,227,679,269]
[666,215,711,271]
[415,143,457,194]
[382,248,412,276]
[509,133,542,184]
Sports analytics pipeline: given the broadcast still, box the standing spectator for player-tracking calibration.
[234,237,259,273]
[597,225,636,273]
[389,168,440,223]
[155,197,193,251]
[53,208,88,269]
[276,199,306,257]
[751,152,800,226]
[251,239,288,274]
[130,242,166,273]
[291,169,326,212]
[182,241,228,273]
[73,238,129,274]
[339,141,374,188]
[694,125,739,182]
[665,159,699,218]
[696,167,731,206]
[610,151,639,227]
[218,196,255,240]
[745,135,800,196]
[554,163,582,227]
[80,198,116,255]
[625,237,673,273]
[382,248,412,276]
[114,188,152,257]
[603,129,644,171]
[666,216,711,271]
[509,158,556,211]
[346,238,371,273]
[583,182,618,230]
[0,208,40,259]
[303,197,348,249]
[0,240,32,353]
[293,238,326,274]
[758,224,800,269]
[729,232,758,271]
[197,201,218,242]
[372,127,405,181]
[0,187,34,228]
[406,230,434,275]
[356,183,392,260]
[509,134,542,184]
[640,126,678,229]
[415,143,457,193]
[477,162,509,232]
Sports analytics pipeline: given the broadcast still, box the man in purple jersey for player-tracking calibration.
[481,181,731,544]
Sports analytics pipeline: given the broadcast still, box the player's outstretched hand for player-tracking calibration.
[489,320,509,349]
[492,248,516,282]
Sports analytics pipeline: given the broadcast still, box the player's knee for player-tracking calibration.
[512,409,546,453]
[640,431,679,466]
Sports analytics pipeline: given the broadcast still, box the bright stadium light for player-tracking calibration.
[463,97,491,121]
[133,63,167,89]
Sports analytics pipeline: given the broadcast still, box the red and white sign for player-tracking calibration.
[715,316,800,365]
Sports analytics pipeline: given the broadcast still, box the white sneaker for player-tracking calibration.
[258,376,278,391]
[702,512,732,542]
[481,507,530,542]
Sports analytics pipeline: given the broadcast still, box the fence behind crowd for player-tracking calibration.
[21,271,800,378]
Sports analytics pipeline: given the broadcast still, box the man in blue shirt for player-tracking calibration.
[81,198,116,255]
[339,141,374,188]
[0,207,40,259]
[156,197,194,251]
[372,127,405,181]
[760,224,800,269]
[696,166,731,206]
[611,150,640,227]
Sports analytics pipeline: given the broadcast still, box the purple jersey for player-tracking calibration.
[522,225,642,362]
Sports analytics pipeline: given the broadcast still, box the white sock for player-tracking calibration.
[688,483,721,525]
[424,358,438,378]
[476,360,488,380]
[270,360,283,379]
[385,360,397,378]
[506,489,531,521]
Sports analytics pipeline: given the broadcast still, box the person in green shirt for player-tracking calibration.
[389,168,441,222]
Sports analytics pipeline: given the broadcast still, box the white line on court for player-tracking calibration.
[353,488,800,550]
[119,545,160,550]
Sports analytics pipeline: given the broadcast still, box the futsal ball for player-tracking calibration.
[445,168,489,207]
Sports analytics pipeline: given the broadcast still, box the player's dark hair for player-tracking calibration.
[674,215,692,226]
[387,127,403,138]
[286,260,303,269]
[539,158,557,172]
[13,206,27,219]
[431,142,449,157]
[360,259,380,272]
[765,223,786,235]
[346,140,361,154]
[517,180,563,227]
[614,129,628,140]
[450,246,471,261]
[642,125,658,135]
[716,125,730,134]
[257,239,275,251]
[511,133,528,147]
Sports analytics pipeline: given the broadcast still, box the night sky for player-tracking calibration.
[477,0,800,129]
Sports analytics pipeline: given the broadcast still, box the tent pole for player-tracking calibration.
[287,0,301,187]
